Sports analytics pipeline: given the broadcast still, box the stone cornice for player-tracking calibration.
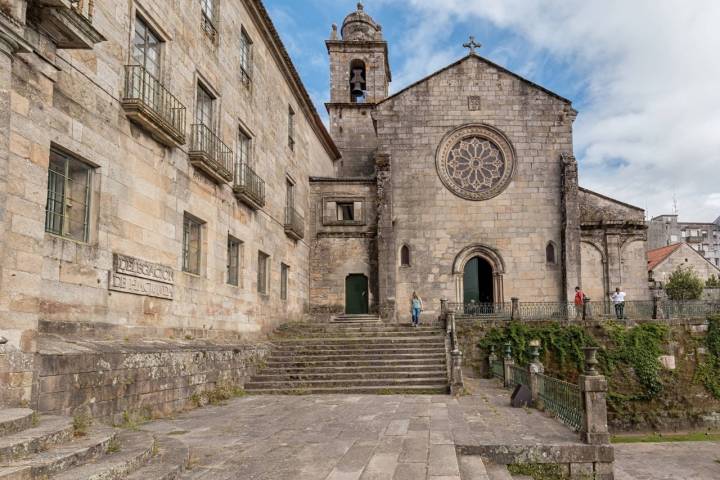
[0,14,32,57]
[243,0,341,161]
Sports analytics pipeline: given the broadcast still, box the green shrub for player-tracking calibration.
[665,266,704,300]
[696,315,720,399]
[706,274,720,288]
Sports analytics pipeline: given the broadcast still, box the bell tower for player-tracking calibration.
[326,3,391,176]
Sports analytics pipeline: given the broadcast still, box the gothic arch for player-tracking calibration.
[451,244,505,304]
[580,240,607,301]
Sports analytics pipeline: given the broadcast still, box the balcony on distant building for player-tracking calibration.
[284,206,304,241]
[122,65,186,147]
[233,162,265,210]
[189,124,233,184]
[30,0,105,49]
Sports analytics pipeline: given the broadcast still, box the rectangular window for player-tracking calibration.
[227,236,241,286]
[238,130,251,166]
[195,83,214,128]
[280,263,289,301]
[288,106,295,151]
[132,16,161,78]
[240,30,253,83]
[45,148,93,243]
[182,214,203,275]
[257,251,269,294]
[337,202,355,221]
[199,0,217,42]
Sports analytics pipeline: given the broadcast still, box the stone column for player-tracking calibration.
[560,152,582,302]
[580,347,610,445]
[511,297,519,321]
[503,342,514,388]
[527,340,544,406]
[450,350,464,395]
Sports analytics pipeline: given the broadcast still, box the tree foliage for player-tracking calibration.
[706,274,720,288]
[665,266,704,300]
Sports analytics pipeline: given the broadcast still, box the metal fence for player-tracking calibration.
[507,364,530,389]
[490,359,504,381]
[537,373,583,431]
[234,162,265,207]
[189,124,233,182]
[445,302,512,318]
[123,65,186,140]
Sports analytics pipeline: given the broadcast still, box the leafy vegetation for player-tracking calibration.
[706,274,720,288]
[72,410,92,437]
[665,266,704,300]
[695,315,720,399]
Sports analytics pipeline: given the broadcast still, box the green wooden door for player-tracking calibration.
[345,274,369,314]
[463,257,494,305]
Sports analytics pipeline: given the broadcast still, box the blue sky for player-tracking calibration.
[265,0,720,222]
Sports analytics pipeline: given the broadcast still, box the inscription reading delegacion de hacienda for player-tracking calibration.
[109,253,174,299]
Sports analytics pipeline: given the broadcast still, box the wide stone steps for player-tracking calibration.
[249,385,449,395]
[248,321,449,395]
[246,376,448,390]
[0,425,115,479]
[0,409,187,480]
[0,416,74,463]
[0,411,34,439]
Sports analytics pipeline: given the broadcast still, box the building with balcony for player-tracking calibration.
[648,214,720,268]
[0,0,339,410]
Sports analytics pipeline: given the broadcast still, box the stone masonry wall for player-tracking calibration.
[0,0,338,360]
[309,179,377,318]
[36,337,270,422]
[373,56,574,322]
[651,243,720,284]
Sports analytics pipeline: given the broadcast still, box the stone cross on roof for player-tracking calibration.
[463,36,481,54]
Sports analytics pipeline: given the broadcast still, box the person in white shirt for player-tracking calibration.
[610,288,626,319]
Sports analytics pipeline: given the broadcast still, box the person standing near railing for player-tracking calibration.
[610,287,626,319]
[410,291,423,327]
[574,286,585,321]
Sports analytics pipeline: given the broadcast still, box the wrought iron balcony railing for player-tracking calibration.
[284,206,304,240]
[233,162,265,209]
[122,65,186,147]
[189,124,233,183]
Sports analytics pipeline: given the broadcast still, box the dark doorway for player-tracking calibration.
[463,256,494,305]
[345,274,369,314]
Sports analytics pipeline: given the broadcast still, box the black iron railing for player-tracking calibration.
[189,124,233,182]
[284,206,304,240]
[234,162,265,208]
[123,65,186,143]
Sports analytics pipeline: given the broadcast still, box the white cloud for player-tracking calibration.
[375,0,720,220]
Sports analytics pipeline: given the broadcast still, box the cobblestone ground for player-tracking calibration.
[614,441,720,479]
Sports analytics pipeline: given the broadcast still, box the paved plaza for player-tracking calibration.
[136,378,720,479]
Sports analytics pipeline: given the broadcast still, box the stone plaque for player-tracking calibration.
[109,253,174,299]
[109,272,174,299]
[468,96,482,111]
[113,253,174,284]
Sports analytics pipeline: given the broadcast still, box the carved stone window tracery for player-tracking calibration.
[435,124,516,201]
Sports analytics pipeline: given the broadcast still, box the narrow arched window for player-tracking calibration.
[546,242,556,264]
[400,245,410,266]
[349,59,367,103]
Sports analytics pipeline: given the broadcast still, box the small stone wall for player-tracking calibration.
[35,336,269,422]
[0,344,35,407]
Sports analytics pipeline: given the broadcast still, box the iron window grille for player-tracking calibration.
[227,236,241,286]
[45,148,93,243]
[182,215,203,274]
[257,251,269,294]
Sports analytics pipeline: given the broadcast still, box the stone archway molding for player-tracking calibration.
[452,244,505,304]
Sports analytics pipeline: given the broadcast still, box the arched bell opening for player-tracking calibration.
[349,59,367,103]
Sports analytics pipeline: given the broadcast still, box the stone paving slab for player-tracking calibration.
[614,441,720,479]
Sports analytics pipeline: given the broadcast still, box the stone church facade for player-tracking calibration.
[311,4,650,323]
[0,0,648,413]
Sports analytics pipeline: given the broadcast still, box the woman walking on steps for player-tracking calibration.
[410,291,423,327]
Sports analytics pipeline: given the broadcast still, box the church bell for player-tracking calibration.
[350,68,366,98]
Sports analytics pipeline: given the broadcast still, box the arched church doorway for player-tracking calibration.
[345,274,369,314]
[463,256,494,305]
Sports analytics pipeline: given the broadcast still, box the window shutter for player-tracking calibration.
[324,201,335,224]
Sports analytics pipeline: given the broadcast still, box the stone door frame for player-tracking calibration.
[452,244,505,304]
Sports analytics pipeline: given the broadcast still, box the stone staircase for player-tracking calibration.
[0,408,187,479]
[245,316,449,394]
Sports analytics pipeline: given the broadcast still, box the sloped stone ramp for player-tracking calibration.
[0,408,188,479]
